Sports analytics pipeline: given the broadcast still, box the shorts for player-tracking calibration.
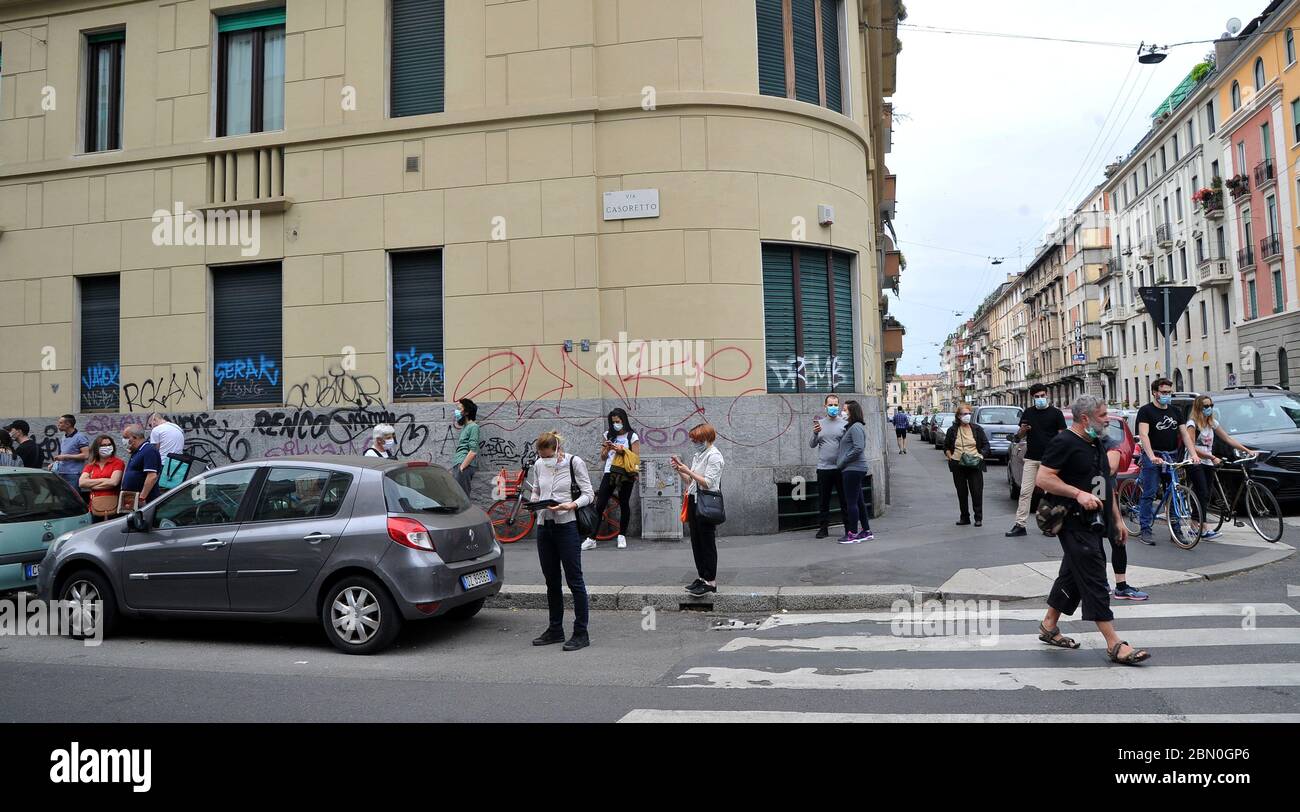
[895,428,907,438]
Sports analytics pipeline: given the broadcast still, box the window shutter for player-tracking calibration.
[821,0,842,113]
[791,0,820,105]
[799,249,833,392]
[832,253,855,391]
[213,263,282,407]
[391,0,445,117]
[80,275,120,411]
[763,245,798,392]
[756,0,786,98]
[217,8,286,32]
[391,250,445,399]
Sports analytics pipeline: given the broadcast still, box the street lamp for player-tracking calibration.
[1137,42,1167,64]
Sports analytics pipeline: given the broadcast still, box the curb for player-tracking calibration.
[485,583,923,612]
[1187,545,1296,580]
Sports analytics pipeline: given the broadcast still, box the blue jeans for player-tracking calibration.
[1138,451,1177,534]
[537,520,588,635]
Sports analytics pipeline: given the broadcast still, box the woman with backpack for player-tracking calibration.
[582,408,640,551]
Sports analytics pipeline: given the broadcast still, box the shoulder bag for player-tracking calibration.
[696,488,726,525]
[568,456,600,538]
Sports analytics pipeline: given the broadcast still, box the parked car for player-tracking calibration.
[972,405,1024,464]
[909,414,923,434]
[38,457,503,654]
[919,415,933,442]
[1169,386,1300,502]
[0,468,92,595]
[931,414,957,449]
[925,413,953,445]
[1007,415,1136,500]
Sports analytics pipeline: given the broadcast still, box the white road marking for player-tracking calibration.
[755,603,1300,630]
[720,627,1300,653]
[673,662,1300,691]
[618,710,1300,723]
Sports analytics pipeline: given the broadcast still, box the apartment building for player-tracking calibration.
[0,0,903,532]
[887,372,939,414]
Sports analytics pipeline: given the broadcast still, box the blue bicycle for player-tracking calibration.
[1117,458,1204,549]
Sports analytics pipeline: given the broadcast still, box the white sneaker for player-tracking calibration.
[580,539,597,551]
[617,535,627,549]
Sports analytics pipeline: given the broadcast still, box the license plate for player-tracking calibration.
[460,568,495,590]
[23,564,39,579]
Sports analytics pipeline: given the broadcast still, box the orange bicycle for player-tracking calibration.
[487,461,622,543]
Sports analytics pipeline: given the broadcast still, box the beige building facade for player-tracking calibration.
[0,0,902,531]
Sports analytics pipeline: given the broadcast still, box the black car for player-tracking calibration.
[1172,386,1300,501]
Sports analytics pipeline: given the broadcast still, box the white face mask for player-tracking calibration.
[99,445,115,455]
[383,439,395,451]
[612,422,623,433]
[960,414,973,424]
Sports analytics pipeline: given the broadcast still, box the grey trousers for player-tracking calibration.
[453,464,476,497]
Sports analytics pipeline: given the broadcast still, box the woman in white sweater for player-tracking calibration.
[671,423,725,597]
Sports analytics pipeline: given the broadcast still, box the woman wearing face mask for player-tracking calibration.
[671,424,725,597]
[79,434,126,522]
[451,398,480,497]
[944,403,991,527]
[836,400,873,543]
[365,424,398,459]
[583,408,640,551]
[1183,396,1256,540]
[525,431,595,651]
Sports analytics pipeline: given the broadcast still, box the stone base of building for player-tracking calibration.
[19,393,888,537]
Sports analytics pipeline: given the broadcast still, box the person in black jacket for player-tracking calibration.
[944,403,992,527]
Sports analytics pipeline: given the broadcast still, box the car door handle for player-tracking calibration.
[202,539,228,550]
[303,532,332,544]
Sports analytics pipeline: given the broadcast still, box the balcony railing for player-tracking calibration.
[1098,356,1119,372]
[207,146,286,207]
[1138,236,1156,258]
[1156,223,1173,247]
[1101,257,1121,278]
[1196,258,1232,287]
[1254,159,1276,189]
[1260,233,1282,260]
[1237,246,1256,270]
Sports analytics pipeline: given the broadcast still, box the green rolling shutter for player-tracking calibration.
[391,251,445,400]
[821,0,842,114]
[763,245,798,393]
[213,263,283,407]
[799,249,833,392]
[791,0,820,105]
[391,0,445,117]
[80,275,120,411]
[217,8,285,32]
[832,253,855,391]
[756,0,786,98]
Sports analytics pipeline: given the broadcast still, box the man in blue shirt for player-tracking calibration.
[120,424,162,505]
[51,414,90,497]
[891,408,912,454]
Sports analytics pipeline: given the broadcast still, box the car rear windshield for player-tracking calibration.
[383,466,471,515]
[978,408,1021,425]
[0,473,86,523]
[1215,395,1300,435]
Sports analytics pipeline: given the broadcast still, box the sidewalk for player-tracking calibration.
[486,444,1296,611]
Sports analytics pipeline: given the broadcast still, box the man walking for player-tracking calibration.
[1007,384,1066,537]
[51,415,90,497]
[1136,378,1184,546]
[810,395,868,539]
[891,408,911,454]
[4,420,42,468]
[120,425,162,506]
[1035,394,1150,665]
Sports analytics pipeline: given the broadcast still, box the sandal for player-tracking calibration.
[1107,640,1150,665]
[1038,622,1080,649]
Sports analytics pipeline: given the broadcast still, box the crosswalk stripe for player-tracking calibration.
[619,710,1300,723]
[719,627,1300,653]
[674,662,1300,691]
[755,603,1300,630]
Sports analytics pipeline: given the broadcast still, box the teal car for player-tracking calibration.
[0,467,91,594]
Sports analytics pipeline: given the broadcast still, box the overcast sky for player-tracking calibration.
[888,0,1259,374]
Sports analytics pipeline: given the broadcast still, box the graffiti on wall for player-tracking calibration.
[393,347,445,399]
[767,355,847,392]
[122,367,205,411]
[214,355,280,404]
[286,368,384,409]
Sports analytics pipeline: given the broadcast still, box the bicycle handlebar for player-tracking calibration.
[1218,452,1261,466]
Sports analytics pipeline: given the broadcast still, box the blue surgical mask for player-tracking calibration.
[454,409,463,422]
[1203,407,1215,417]
[827,406,840,417]
[1034,397,1048,409]
[612,422,623,432]
[693,441,706,453]
[1158,395,1172,406]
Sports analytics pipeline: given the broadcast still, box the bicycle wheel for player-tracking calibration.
[594,496,621,541]
[1166,483,1203,550]
[1244,480,1284,543]
[1117,478,1142,536]
[487,500,534,543]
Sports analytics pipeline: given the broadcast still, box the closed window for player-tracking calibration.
[152,468,258,529]
[1292,99,1300,143]
[391,250,444,400]
[1274,269,1284,311]
[84,30,124,152]
[80,275,120,412]
[762,244,855,393]
[251,468,352,522]
[1232,81,1241,111]
[1248,279,1258,319]
[1200,301,1208,337]
[756,0,845,114]
[1255,57,1266,91]
[1207,100,1217,135]
[1289,28,1297,65]
[391,0,444,117]
[216,8,285,136]
[213,263,282,406]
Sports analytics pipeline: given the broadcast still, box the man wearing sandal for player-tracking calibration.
[1035,394,1151,666]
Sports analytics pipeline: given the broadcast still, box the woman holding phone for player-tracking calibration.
[671,423,725,597]
[583,408,640,551]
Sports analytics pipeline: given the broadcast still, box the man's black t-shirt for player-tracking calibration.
[1041,429,1108,503]
[1137,403,1185,453]
[14,439,41,468]
[1020,405,1068,461]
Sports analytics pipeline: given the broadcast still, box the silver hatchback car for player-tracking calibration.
[37,456,503,654]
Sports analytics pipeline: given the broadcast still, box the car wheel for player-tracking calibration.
[443,598,486,622]
[58,569,118,640]
[321,576,403,655]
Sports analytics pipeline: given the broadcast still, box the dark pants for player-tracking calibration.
[1047,521,1114,622]
[591,473,635,536]
[537,520,588,634]
[687,496,717,581]
[815,468,871,532]
[1186,463,1213,522]
[950,464,984,521]
[1108,535,1127,575]
[453,464,476,498]
[842,470,869,533]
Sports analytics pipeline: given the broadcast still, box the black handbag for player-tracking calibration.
[569,456,600,538]
[695,488,726,525]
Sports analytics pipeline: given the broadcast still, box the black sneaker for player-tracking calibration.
[685,578,704,591]
[1137,531,1156,546]
[532,629,565,646]
[686,582,717,597]
[814,528,830,539]
[956,518,971,526]
[1005,524,1027,537]
[562,633,590,651]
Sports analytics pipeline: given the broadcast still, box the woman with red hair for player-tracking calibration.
[671,423,725,596]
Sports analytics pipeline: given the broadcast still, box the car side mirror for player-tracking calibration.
[127,510,148,532]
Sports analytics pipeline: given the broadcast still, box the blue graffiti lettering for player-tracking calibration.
[393,347,444,375]
[214,355,281,387]
[81,363,120,390]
